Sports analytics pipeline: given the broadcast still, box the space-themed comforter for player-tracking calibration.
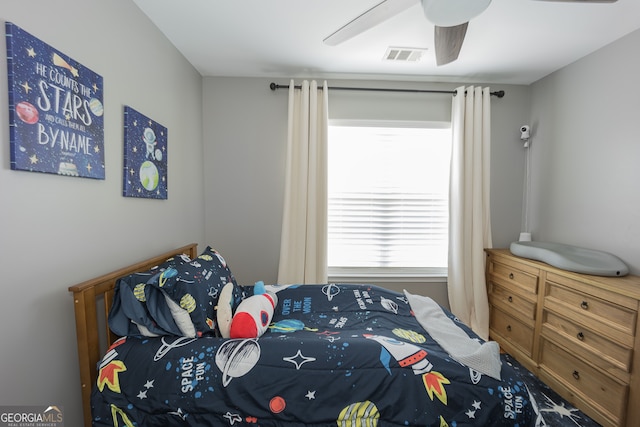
[93,284,540,426]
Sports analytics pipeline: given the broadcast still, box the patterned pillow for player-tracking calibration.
[109,247,245,337]
[144,246,243,337]
[108,253,191,337]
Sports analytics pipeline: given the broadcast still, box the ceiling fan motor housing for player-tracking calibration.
[421,0,492,27]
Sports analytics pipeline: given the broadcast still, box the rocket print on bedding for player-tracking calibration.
[92,284,539,426]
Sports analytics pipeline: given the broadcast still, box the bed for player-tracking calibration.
[70,243,545,426]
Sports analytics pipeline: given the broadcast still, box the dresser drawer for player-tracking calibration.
[485,248,640,427]
[539,339,628,424]
[488,283,536,325]
[542,311,633,374]
[544,279,637,341]
[489,260,539,295]
[490,306,534,357]
[547,272,638,311]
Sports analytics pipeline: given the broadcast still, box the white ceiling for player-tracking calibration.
[132,0,640,85]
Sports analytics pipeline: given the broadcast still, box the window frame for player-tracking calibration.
[326,119,451,281]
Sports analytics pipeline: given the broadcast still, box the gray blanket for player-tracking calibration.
[405,290,502,380]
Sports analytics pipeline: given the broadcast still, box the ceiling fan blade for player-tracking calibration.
[434,22,467,66]
[323,0,417,46]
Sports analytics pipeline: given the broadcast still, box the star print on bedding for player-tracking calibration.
[94,284,540,426]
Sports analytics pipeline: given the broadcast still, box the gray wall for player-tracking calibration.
[202,78,532,307]
[530,29,640,274]
[202,77,289,288]
[6,2,636,426]
[0,1,204,426]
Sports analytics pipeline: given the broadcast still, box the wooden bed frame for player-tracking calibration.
[68,243,199,427]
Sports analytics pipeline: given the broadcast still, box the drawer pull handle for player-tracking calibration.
[508,296,513,303]
[506,325,512,332]
[572,370,580,380]
[577,332,585,341]
[509,273,514,280]
[580,301,589,310]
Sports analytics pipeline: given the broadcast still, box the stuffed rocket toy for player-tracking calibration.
[217,281,277,339]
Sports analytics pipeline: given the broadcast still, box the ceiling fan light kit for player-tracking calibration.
[420,0,492,27]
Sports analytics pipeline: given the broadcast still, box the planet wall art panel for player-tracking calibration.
[123,106,167,199]
[5,22,105,179]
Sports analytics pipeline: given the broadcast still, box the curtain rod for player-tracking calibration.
[269,82,505,98]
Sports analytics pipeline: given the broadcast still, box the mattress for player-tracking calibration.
[94,283,539,426]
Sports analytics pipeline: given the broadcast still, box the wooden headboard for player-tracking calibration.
[68,243,198,427]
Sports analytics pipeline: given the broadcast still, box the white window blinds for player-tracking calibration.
[328,121,451,278]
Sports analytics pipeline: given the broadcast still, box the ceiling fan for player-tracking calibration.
[323,0,619,66]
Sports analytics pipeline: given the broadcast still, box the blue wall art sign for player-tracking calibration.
[5,22,104,179]
[123,106,168,199]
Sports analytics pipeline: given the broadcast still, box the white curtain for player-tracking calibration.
[448,86,493,340]
[277,80,329,284]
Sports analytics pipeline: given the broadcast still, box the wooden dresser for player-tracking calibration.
[485,248,640,427]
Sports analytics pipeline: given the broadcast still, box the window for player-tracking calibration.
[327,120,451,280]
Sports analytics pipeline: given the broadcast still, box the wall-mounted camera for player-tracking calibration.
[520,125,530,140]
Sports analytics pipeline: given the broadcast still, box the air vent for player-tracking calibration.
[383,47,427,62]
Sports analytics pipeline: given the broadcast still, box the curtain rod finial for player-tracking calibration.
[270,82,278,91]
